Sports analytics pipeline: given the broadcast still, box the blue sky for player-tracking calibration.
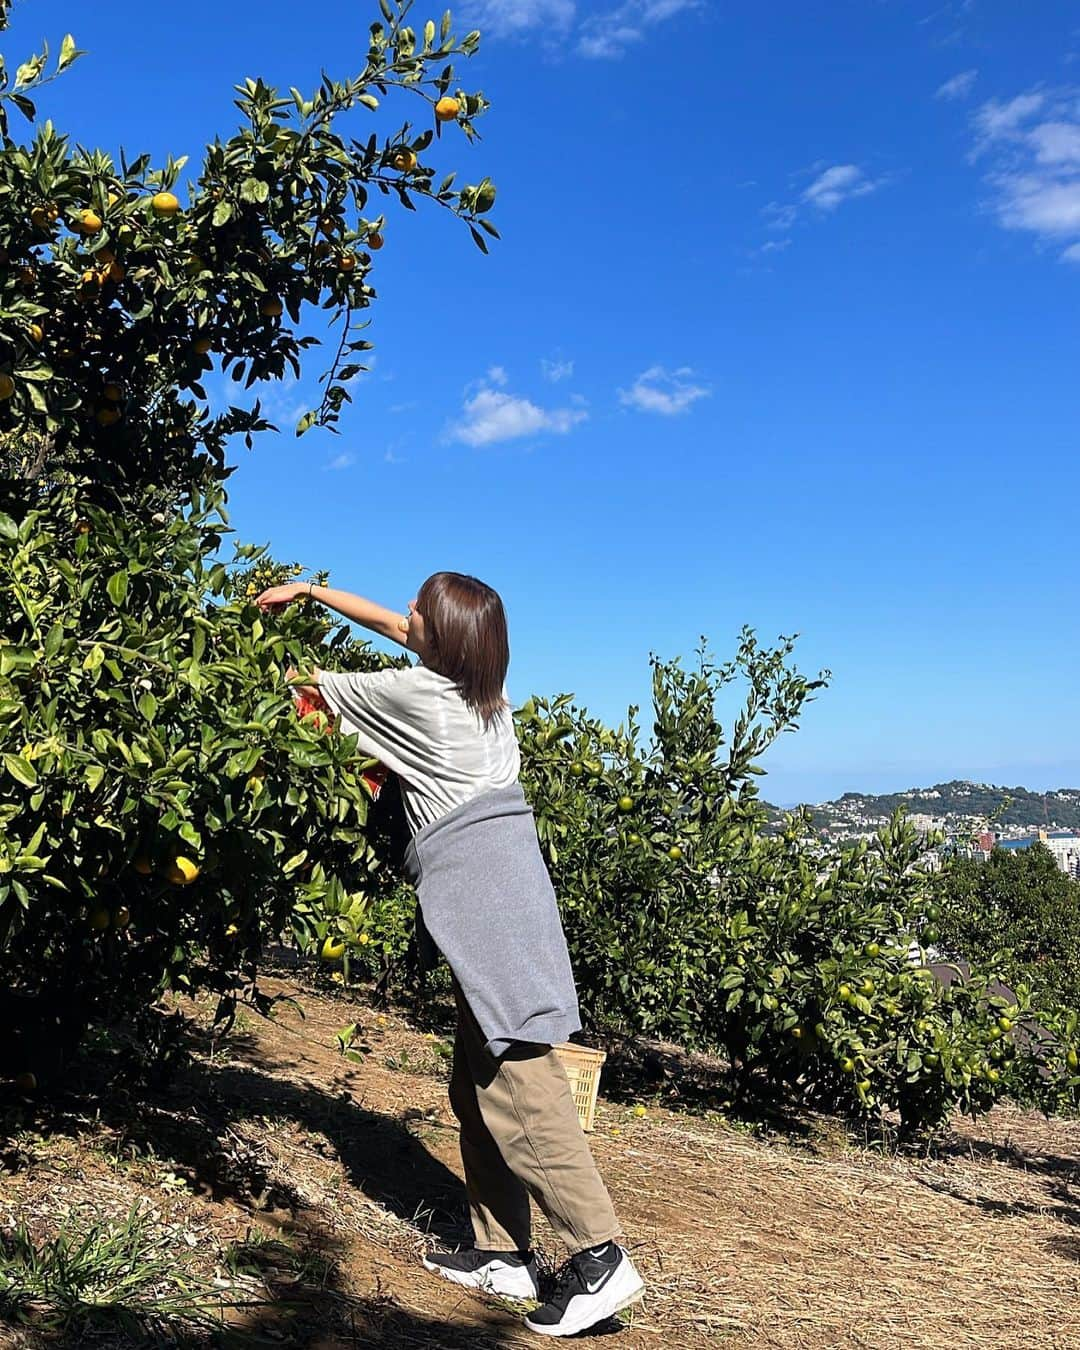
[12,0,1080,803]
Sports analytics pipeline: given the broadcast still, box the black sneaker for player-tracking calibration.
[525,1243,644,1337]
[422,1246,540,1300]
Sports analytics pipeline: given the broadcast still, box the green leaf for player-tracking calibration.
[138,692,158,721]
[58,34,82,71]
[3,754,37,788]
[85,763,105,792]
[106,569,129,606]
[0,513,17,540]
[212,199,234,228]
[240,176,270,204]
[358,93,379,110]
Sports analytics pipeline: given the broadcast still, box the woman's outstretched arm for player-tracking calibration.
[256,581,409,647]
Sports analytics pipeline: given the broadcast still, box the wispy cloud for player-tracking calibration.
[936,69,978,101]
[325,452,356,471]
[450,373,587,447]
[965,86,1080,262]
[541,356,574,382]
[802,164,883,211]
[465,0,698,58]
[464,0,576,40]
[618,365,709,416]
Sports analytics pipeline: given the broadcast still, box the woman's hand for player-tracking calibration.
[285,664,322,687]
[256,582,307,612]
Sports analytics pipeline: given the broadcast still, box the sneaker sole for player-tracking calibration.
[422,1256,538,1302]
[524,1264,645,1337]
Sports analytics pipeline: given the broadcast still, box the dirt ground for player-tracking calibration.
[1,973,1078,1348]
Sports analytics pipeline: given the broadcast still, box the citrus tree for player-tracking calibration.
[514,635,1079,1136]
[0,0,496,504]
[0,0,497,1088]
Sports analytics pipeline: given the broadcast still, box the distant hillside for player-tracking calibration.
[763,780,1080,838]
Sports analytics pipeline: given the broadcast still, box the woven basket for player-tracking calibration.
[554,1042,606,1133]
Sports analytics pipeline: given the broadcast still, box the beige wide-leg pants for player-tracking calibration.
[448,983,622,1256]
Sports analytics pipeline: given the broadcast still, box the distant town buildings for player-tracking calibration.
[994,829,1080,880]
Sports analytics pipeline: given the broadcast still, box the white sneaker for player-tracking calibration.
[422,1246,540,1301]
[525,1243,645,1336]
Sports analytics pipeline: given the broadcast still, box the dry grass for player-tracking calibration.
[1,976,1078,1348]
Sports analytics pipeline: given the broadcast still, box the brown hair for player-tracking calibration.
[416,572,510,729]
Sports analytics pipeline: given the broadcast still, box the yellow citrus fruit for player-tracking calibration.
[668,845,683,861]
[95,407,120,427]
[30,205,55,230]
[358,932,371,945]
[133,855,152,875]
[435,96,461,122]
[164,855,200,886]
[77,209,103,234]
[14,1072,36,1094]
[103,383,124,402]
[260,298,283,317]
[367,231,384,251]
[617,795,633,813]
[81,269,100,288]
[321,936,346,962]
[28,323,44,344]
[632,1104,647,1118]
[0,373,14,401]
[107,260,126,283]
[392,148,417,172]
[151,191,181,217]
[89,906,111,931]
[113,906,131,928]
[338,252,357,272]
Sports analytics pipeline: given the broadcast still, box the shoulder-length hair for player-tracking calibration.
[416,572,510,729]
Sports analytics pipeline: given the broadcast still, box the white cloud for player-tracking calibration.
[759,238,791,254]
[464,0,576,39]
[936,69,978,101]
[973,93,1046,145]
[964,86,1080,261]
[1063,241,1080,262]
[802,164,882,211]
[618,365,709,416]
[541,357,574,382]
[325,452,356,471]
[577,0,700,59]
[451,376,587,447]
[487,364,509,387]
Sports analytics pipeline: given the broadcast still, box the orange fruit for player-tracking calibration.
[107,260,125,283]
[150,191,181,217]
[113,906,131,928]
[314,241,333,259]
[103,383,124,402]
[367,231,384,251]
[192,336,213,355]
[133,855,152,875]
[318,215,339,236]
[435,96,461,122]
[392,148,417,172]
[89,906,111,931]
[14,1072,36,1094]
[0,373,14,401]
[164,855,200,885]
[18,265,36,288]
[260,298,283,317]
[76,209,103,234]
[338,252,357,272]
[321,936,346,962]
[30,205,56,230]
[95,407,120,427]
[28,323,44,344]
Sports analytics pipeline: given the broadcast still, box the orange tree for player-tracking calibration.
[0,0,495,1087]
[514,634,1079,1137]
[0,0,496,503]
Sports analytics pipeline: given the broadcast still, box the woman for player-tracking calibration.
[256,571,645,1338]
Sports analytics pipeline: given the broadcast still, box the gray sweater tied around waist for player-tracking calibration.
[403,782,582,1057]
